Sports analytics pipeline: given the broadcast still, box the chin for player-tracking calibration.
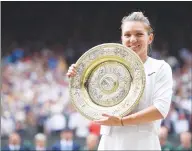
[132,49,140,54]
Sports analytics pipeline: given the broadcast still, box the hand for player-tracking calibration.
[94,114,122,126]
[66,64,77,78]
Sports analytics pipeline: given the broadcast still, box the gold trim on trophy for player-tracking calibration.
[69,43,146,120]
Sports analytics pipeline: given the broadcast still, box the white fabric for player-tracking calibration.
[98,57,173,150]
[45,113,66,132]
[174,119,190,134]
[35,147,46,151]
[61,140,73,151]
[1,116,15,136]
[68,112,90,137]
[8,145,20,151]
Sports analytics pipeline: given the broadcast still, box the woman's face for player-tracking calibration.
[121,21,153,61]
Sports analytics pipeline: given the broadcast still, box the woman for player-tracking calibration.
[67,12,173,150]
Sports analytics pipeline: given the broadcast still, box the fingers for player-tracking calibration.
[102,113,111,117]
[93,114,111,124]
[67,69,76,77]
[71,64,77,68]
[66,64,77,78]
[94,119,106,123]
[93,114,119,126]
[94,118,108,125]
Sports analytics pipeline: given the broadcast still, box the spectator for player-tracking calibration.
[1,111,15,137]
[174,113,190,134]
[158,126,175,151]
[2,132,31,151]
[68,112,90,138]
[33,133,49,151]
[176,131,192,150]
[44,103,67,135]
[83,133,99,151]
[51,128,81,151]
[88,122,101,136]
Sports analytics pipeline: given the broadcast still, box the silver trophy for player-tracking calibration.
[69,43,146,120]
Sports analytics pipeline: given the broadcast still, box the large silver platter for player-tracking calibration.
[69,43,145,120]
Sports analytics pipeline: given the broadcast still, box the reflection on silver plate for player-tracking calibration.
[69,43,146,120]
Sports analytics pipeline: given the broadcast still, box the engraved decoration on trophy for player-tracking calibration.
[69,43,146,120]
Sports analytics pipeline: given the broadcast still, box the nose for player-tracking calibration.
[129,35,137,43]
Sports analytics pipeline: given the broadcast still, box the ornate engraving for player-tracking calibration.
[70,43,145,120]
[86,62,132,107]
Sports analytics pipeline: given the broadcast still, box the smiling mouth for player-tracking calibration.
[128,45,140,50]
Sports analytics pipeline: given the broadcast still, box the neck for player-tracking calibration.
[138,51,148,63]
[140,55,148,63]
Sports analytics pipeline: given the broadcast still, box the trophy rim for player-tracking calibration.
[69,43,146,120]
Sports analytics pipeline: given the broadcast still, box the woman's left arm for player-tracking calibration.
[95,62,173,126]
[123,61,173,125]
[95,105,163,126]
[121,105,163,125]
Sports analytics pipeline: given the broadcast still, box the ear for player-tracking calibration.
[148,33,154,45]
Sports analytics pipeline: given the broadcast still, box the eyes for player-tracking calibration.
[123,32,144,38]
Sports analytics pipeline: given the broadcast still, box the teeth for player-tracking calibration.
[129,45,139,48]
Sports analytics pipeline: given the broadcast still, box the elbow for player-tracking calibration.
[153,104,169,119]
[159,111,165,119]
[156,108,165,120]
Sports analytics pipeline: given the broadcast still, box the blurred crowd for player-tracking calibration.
[1,46,101,151]
[1,43,192,150]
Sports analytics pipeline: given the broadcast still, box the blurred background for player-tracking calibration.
[1,1,192,151]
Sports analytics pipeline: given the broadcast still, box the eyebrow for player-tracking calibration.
[124,30,144,33]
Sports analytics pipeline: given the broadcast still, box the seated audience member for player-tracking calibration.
[158,126,175,151]
[83,133,99,151]
[2,132,31,151]
[176,131,192,151]
[51,128,80,151]
[33,133,49,151]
